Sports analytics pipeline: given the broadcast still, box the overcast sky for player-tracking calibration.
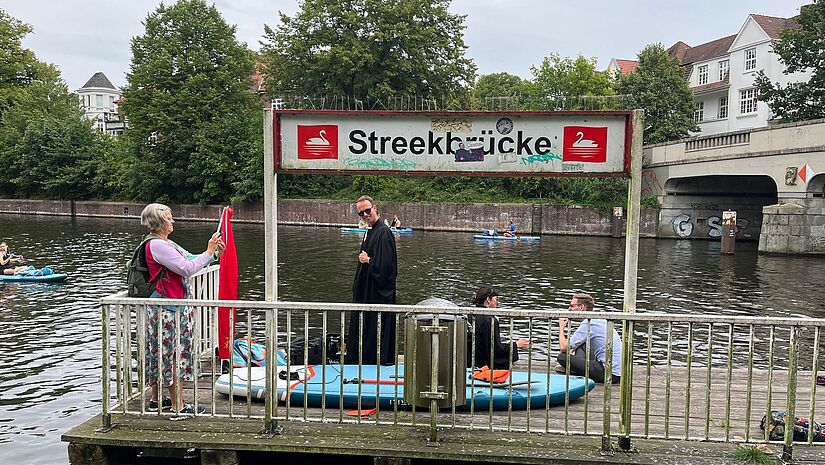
[2,0,811,91]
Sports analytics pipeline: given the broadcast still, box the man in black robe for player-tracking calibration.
[346,196,398,365]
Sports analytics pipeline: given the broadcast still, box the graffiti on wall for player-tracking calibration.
[671,213,751,238]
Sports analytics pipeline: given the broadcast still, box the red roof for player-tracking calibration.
[751,14,797,39]
[614,59,639,75]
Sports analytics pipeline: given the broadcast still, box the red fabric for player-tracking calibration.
[218,207,238,360]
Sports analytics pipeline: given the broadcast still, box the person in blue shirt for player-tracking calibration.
[503,220,518,237]
[557,292,622,384]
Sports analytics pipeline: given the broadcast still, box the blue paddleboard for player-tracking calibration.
[341,227,413,234]
[0,273,68,283]
[216,364,594,410]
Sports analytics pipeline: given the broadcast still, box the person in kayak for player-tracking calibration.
[503,220,519,237]
[468,286,530,369]
[0,242,27,275]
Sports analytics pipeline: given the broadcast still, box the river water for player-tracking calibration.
[1,213,823,464]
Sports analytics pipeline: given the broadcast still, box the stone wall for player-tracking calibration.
[759,199,825,254]
[658,195,770,241]
[0,198,659,237]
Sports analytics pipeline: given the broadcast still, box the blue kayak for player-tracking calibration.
[216,364,594,410]
[341,227,414,234]
[0,273,68,283]
[473,234,541,241]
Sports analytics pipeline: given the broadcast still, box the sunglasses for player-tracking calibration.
[357,208,372,217]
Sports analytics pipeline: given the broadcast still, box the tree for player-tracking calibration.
[0,10,39,118]
[616,44,698,144]
[755,2,824,122]
[260,0,477,99]
[472,72,529,110]
[120,0,260,204]
[526,54,614,110]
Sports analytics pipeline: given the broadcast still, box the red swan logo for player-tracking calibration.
[297,125,339,160]
[563,126,607,163]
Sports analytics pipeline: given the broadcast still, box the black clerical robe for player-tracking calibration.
[468,315,519,369]
[346,219,397,365]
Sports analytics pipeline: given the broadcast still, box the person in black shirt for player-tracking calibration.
[468,286,530,369]
[346,196,398,365]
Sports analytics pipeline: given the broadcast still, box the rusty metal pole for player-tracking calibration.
[721,210,736,255]
[612,207,623,238]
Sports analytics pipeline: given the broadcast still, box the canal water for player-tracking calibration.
[1,213,823,464]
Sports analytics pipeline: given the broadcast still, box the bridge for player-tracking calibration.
[642,118,825,254]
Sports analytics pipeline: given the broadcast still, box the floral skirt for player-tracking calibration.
[145,302,195,387]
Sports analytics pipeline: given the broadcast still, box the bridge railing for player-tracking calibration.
[99,296,825,458]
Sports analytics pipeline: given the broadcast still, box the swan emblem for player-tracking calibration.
[572,131,598,147]
[306,130,329,146]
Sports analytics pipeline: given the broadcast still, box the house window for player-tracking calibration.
[109,96,115,110]
[694,101,704,122]
[744,48,757,71]
[96,94,104,108]
[719,96,728,119]
[740,89,757,114]
[698,65,708,85]
[718,60,729,80]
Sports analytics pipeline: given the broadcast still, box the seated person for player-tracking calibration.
[467,286,530,369]
[390,215,401,229]
[357,218,368,229]
[504,220,518,237]
[557,292,622,384]
[0,242,27,275]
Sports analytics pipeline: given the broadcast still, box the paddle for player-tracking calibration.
[343,378,403,386]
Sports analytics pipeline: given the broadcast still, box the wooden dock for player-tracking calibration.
[63,364,825,465]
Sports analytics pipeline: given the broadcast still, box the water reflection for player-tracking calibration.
[1,213,824,464]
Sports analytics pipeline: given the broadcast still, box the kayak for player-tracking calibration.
[473,234,541,241]
[0,273,68,283]
[341,227,414,234]
[215,364,594,410]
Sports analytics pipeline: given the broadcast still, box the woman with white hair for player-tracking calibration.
[140,203,225,417]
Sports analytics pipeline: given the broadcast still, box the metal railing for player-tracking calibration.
[99,296,825,459]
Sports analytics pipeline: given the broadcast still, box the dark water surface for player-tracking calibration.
[0,213,823,464]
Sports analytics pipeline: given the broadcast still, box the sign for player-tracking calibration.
[275,111,632,176]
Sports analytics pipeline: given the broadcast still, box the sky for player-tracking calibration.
[2,0,812,92]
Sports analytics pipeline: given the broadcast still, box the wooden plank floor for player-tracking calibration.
[118,362,825,443]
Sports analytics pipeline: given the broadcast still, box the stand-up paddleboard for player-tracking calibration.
[0,273,67,283]
[215,364,594,410]
[472,234,541,241]
[341,227,413,234]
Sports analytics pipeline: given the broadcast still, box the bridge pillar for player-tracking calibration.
[759,199,825,254]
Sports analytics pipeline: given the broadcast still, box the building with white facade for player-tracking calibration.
[76,72,126,136]
[677,14,811,136]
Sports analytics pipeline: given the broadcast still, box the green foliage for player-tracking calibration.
[732,445,777,465]
[120,0,260,204]
[260,0,477,99]
[755,1,824,122]
[616,44,698,144]
[473,73,529,110]
[0,10,39,117]
[526,54,614,110]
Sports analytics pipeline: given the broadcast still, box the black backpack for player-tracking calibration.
[126,235,165,297]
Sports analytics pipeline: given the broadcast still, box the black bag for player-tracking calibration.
[126,235,165,297]
[289,334,341,365]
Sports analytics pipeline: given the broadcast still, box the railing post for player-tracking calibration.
[783,326,799,462]
[261,307,282,436]
[428,315,441,443]
[98,303,113,432]
[601,319,615,455]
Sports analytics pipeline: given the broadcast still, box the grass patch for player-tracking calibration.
[732,444,778,465]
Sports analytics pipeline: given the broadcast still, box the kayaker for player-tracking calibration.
[468,286,530,369]
[139,203,225,417]
[557,292,622,384]
[0,242,27,275]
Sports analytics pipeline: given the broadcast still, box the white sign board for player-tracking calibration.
[275,111,632,176]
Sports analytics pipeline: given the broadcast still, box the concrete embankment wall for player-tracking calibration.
[0,199,659,237]
[759,199,825,254]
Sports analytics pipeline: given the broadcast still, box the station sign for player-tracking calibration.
[275,111,632,177]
